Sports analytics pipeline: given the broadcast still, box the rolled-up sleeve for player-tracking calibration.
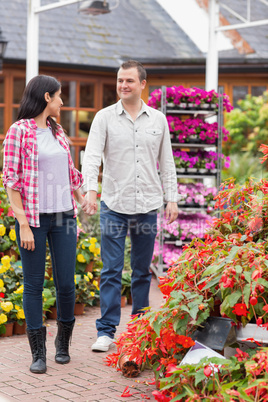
[2,124,22,192]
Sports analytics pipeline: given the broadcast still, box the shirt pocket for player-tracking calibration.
[21,140,34,157]
[145,129,162,136]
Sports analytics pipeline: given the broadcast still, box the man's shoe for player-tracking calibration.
[91,336,114,352]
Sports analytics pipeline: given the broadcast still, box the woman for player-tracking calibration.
[3,75,85,374]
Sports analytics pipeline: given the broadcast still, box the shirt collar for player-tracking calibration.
[117,99,150,117]
[25,118,52,130]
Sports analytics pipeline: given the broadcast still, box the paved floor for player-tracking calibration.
[0,276,162,402]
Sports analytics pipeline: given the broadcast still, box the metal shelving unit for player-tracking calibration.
[151,86,223,277]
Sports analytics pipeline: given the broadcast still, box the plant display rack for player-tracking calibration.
[151,85,225,277]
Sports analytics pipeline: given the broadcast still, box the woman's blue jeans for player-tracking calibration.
[15,211,77,330]
[96,201,157,339]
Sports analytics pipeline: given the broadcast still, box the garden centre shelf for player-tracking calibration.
[151,85,224,278]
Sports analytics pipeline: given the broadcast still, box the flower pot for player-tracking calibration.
[198,168,208,174]
[13,321,26,335]
[4,249,19,261]
[0,322,14,337]
[121,296,127,308]
[187,168,198,173]
[74,303,85,315]
[47,306,57,320]
[85,260,94,272]
[117,354,140,378]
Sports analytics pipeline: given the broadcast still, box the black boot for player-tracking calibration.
[26,327,47,374]
[55,319,75,364]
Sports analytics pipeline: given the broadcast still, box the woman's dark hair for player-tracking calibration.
[17,75,61,136]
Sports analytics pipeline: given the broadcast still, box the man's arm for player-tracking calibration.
[158,115,179,224]
[81,111,106,215]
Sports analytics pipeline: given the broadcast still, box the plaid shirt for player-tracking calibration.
[3,118,83,227]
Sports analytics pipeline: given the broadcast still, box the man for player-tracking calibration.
[82,60,178,352]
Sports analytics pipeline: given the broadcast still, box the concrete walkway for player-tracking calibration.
[0,277,162,402]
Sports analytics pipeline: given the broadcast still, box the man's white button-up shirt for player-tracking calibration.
[82,100,178,214]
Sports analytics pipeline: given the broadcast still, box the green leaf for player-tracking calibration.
[152,319,162,337]
[221,290,242,309]
[243,284,251,307]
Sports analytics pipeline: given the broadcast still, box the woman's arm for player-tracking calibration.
[73,188,84,206]
[6,187,35,251]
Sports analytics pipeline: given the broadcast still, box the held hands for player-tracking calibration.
[165,201,179,224]
[81,190,98,216]
[20,224,35,251]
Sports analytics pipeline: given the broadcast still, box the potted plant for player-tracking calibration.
[74,272,100,314]
[76,234,101,273]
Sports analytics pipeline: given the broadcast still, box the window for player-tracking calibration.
[80,82,94,108]
[103,84,117,108]
[61,81,76,107]
[251,86,267,97]
[233,86,248,108]
[13,77,25,104]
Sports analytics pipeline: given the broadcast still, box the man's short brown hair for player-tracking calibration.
[119,60,147,82]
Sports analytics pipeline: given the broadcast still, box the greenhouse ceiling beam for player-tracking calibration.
[205,0,268,92]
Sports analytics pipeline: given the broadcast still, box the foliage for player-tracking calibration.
[153,347,268,402]
[121,271,131,298]
[223,91,268,159]
[221,152,268,184]
[106,148,268,400]
[42,288,56,319]
[74,272,99,306]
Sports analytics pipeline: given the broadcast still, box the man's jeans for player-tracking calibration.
[96,201,157,338]
[15,211,77,329]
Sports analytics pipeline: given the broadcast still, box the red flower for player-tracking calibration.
[263,305,268,313]
[232,303,249,316]
[152,391,172,402]
[204,365,212,377]
[0,292,5,299]
[248,216,263,232]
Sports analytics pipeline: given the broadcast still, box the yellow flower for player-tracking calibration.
[87,272,93,280]
[9,229,16,241]
[14,285,24,294]
[90,237,97,244]
[1,255,11,267]
[93,280,99,290]
[15,305,20,310]
[16,309,25,320]
[0,279,4,288]
[0,265,7,274]
[77,254,86,263]
[0,313,8,325]
[95,247,100,255]
[0,224,6,237]
[82,244,85,249]
[74,275,77,285]
[1,301,13,312]
[84,275,89,282]
[90,292,95,297]
[89,244,96,253]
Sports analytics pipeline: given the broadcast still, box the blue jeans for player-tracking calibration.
[15,211,77,330]
[96,201,157,338]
